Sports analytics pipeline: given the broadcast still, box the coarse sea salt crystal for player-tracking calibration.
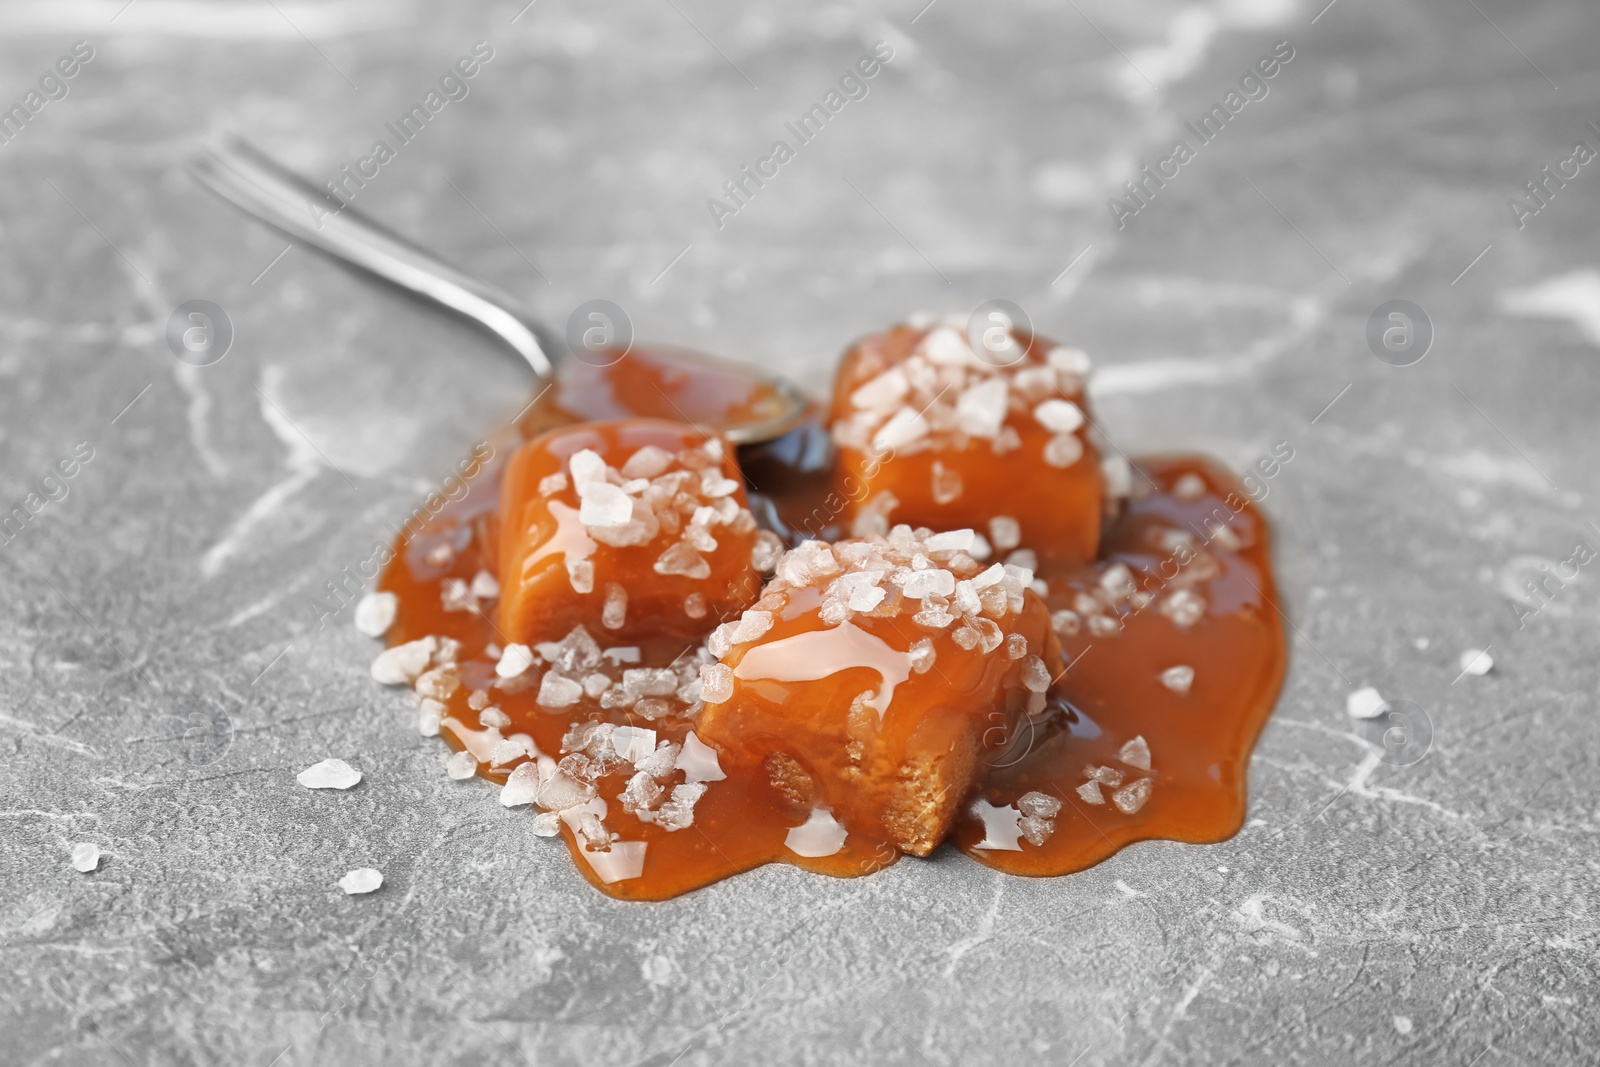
[1112,778,1152,814]
[500,763,540,807]
[353,592,397,637]
[446,751,477,779]
[602,583,628,630]
[538,672,583,708]
[371,637,436,686]
[1347,686,1386,719]
[418,698,445,736]
[677,732,726,783]
[988,517,1021,552]
[1033,398,1085,434]
[654,542,710,580]
[1047,345,1091,376]
[611,726,657,764]
[1458,648,1493,676]
[852,366,910,411]
[1174,473,1207,501]
[1160,665,1195,694]
[568,448,607,487]
[621,445,673,480]
[873,407,930,451]
[566,558,594,595]
[1018,791,1062,819]
[1102,454,1133,499]
[338,868,383,895]
[899,568,955,599]
[297,758,362,790]
[495,644,535,679]
[784,807,849,857]
[71,842,100,873]
[471,570,499,599]
[919,325,972,365]
[1021,656,1051,693]
[1044,434,1084,468]
[700,662,734,704]
[579,481,634,527]
[1076,780,1104,805]
[923,529,975,554]
[1118,735,1152,770]
[955,377,1010,439]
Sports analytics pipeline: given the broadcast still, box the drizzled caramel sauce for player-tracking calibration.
[377,340,1286,899]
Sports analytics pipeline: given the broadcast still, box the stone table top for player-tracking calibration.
[2,0,1597,1063]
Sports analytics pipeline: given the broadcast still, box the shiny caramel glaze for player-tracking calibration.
[545,343,797,432]
[378,349,1286,900]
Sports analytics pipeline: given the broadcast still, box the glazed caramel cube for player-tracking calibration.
[695,528,1060,855]
[497,419,779,645]
[827,320,1105,565]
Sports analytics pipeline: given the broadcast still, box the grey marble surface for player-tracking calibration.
[3,0,1598,1064]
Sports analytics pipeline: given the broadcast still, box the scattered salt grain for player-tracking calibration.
[923,529,975,554]
[297,758,362,790]
[71,842,100,873]
[353,592,397,637]
[931,461,963,504]
[611,726,658,764]
[446,751,477,779]
[1161,589,1206,628]
[1084,764,1124,786]
[898,568,956,599]
[955,378,1010,439]
[1174,473,1207,501]
[684,592,708,618]
[1118,735,1152,770]
[441,578,475,612]
[1047,345,1092,377]
[566,557,594,595]
[873,407,931,451]
[338,868,382,895]
[479,706,511,729]
[1160,665,1195,694]
[495,643,535,679]
[538,672,583,708]
[908,637,936,674]
[620,445,673,479]
[1018,791,1062,819]
[470,570,500,599]
[1112,778,1152,814]
[1458,648,1494,676]
[1021,655,1051,693]
[602,583,628,630]
[700,663,735,705]
[1102,454,1132,498]
[538,471,569,496]
[1077,780,1105,805]
[579,481,634,527]
[654,542,710,580]
[851,366,910,410]
[1033,398,1085,434]
[568,448,607,487]
[414,666,459,702]
[1347,686,1387,719]
[499,763,540,807]
[418,699,444,736]
[530,811,562,837]
[490,739,528,767]
[537,769,597,812]
[370,637,436,686]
